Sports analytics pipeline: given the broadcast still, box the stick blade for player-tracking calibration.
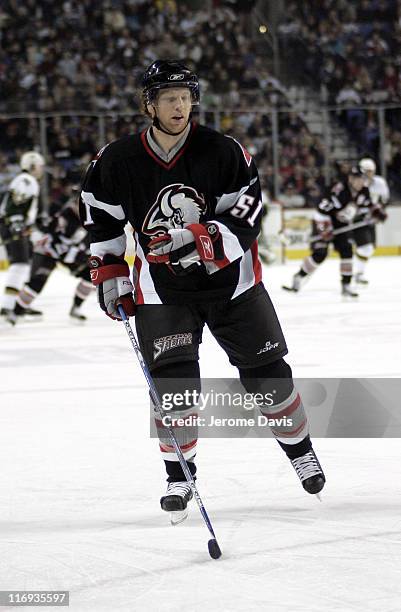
[208,538,222,559]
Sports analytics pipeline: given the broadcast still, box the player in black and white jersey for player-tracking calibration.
[284,166,382,297]
[0,151,45,321]
[80,60,325,523]
[354,158,389,285]
[6,184,94,325]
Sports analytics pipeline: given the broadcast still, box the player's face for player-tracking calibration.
[349,175,364,191]
[151,87,192,133]
[31,164,45,180]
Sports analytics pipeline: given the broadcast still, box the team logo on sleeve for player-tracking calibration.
[142,183,207,236]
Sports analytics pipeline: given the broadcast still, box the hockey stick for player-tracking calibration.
[310,218,377,243]
[279,217,377,246]
[117,304,222,560]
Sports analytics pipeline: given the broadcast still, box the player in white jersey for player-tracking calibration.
[354,158,389,284]
[0,151,45,321]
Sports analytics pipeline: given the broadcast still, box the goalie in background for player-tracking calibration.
[0,151,45,322]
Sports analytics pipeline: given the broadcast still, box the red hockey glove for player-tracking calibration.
[88,254,135,320]
[315,219,333,241]
[146,224,224,275]
[370,204,388,222]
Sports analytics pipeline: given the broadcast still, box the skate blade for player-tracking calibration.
[282,285,298,292]
[0,319,15,328]
[169,508,188,525]
[20,314,43,322]
[69,316,86,325]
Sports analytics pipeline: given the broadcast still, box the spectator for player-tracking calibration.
[279,177,306,208]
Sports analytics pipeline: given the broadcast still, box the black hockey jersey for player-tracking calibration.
[47,197,87,246]
[37,195,89,265]
[315,181,372,227]
[79,122,263,304]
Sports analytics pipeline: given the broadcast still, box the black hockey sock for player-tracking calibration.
[73,296,84,308]
[165,459,197,483]
[277,434,312,460]
[14,303,26,315]
[341,275,351,285]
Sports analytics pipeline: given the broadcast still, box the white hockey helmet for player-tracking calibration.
[20,151,45,173]
[359,158,376,174]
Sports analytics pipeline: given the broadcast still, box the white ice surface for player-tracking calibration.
[0,256,400,612]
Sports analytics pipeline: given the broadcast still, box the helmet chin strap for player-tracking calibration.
[152,112,191,136]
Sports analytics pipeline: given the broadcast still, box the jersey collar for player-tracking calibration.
[141,121,197,170]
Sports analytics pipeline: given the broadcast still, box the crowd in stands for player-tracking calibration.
[1,0,400,209]
[278,0,401,194]
[0,0,327,208]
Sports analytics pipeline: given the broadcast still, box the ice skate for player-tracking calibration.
[282,272,303,293]
[13,303,43,322]
[0,308,17,326]
[341,283,359,298]
[22,307,43,320]
[290,449,326,497]
[69,305,87,322]
[355,273,368,285]
[160,481,193,525]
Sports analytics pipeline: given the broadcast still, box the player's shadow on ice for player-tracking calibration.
[0,515,173,535]
[187,498,401,525]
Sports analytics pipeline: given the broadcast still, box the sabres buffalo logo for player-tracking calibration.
[142,183,207,236]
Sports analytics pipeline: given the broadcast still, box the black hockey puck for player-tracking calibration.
[208,538,222,559]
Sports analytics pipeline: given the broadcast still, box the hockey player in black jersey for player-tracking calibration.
[6,185,94,325]
[284,166,381,297]
[80,60,325,523]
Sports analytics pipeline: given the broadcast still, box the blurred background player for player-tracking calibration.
[257,197,277,264]
[354,158,389,284]
[7,184,94,325]
[283,166,376,297]
[0,151,45,321]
